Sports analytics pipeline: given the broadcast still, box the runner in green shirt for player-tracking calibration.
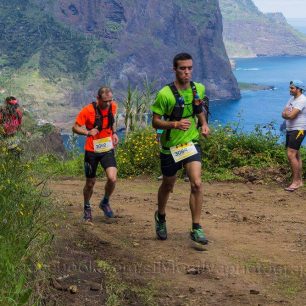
[151,52,210,248]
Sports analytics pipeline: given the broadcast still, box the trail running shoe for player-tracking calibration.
[99,201,114,218]
[83,206,93,222]
[154,211,167,240]
[190,226,208,245]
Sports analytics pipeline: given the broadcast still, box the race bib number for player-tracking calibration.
[170,142,197,163]
[93,137,113,153]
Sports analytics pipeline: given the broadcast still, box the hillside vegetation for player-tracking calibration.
[220,0,306,57]
[0,0,111,125]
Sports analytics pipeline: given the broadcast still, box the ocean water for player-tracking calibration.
[63,56,306,150]
[211,56,306,134]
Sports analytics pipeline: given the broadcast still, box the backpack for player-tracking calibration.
[164,82,210,141]
[91,101,114,132]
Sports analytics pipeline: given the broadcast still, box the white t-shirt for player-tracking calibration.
[285,94,306,131]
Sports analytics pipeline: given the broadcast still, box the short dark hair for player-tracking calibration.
[173,53,193,69]
[97,86,112,98]
[5,96,17,103]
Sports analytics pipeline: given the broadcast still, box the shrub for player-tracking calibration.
[116,128,160,177]
[0,145,53,305]
[200,122,289,171]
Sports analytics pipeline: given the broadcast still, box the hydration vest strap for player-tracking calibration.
[190,81,197,98]
[91,102,114,132]
[165,82,198,141]
[168,82,184,107]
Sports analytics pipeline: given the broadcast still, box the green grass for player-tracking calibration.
[0,143,55,305]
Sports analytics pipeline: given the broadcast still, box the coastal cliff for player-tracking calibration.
[220,0,306,57]
[0,0,240,122]
[45,0,240,101]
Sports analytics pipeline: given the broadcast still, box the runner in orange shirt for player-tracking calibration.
[72,86,119,222]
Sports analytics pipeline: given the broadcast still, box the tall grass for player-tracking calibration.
[0,144,54,305]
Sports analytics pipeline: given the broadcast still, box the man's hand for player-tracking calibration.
[87,128,99,137]
[176,119,191,131]
[112,133,119,146]
[201,124,210,137]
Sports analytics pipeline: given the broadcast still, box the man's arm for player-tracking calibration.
[72,122,99,137]
[152,113,191,131]
[282,108,300,120]
[196,112,210,137]
[111,122,119,146]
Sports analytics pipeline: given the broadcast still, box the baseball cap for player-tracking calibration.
[290,80,305,91]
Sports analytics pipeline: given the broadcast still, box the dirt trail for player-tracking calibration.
[47,178,306,305]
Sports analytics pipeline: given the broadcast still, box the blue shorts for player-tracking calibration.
[160,144,202,177]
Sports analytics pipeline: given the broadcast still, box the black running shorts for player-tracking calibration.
[160,144,202,177]
[285,130,305,150]
[84,150,117,178]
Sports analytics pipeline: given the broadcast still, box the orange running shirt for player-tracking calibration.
[75,101,118,152]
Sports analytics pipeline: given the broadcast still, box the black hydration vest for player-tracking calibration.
[164,81,209,141]
[91,101,114,131]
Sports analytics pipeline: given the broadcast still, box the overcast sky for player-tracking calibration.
[253,0,306,18]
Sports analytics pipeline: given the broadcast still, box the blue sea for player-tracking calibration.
[63,56,306,150]
[211,56,306,134]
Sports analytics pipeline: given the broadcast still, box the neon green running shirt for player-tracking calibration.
[151,82,205,154]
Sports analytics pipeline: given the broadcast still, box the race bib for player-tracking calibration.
[170,142,197,163]
[93,137,113,153]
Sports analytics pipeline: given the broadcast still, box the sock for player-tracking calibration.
[158,212,166,223]
[192,223,201,230]
[84,202,91,209]
[101,195,109,205]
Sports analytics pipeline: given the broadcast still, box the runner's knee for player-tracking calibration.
[190,180,202,193]
[161,181,175,193]
[107,175,117,185]
[287,150,297,160]
[86,178,96,189]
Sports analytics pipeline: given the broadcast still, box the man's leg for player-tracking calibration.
[297,151,303,182]
[287,148,303,188]
[100,150,117,218]
[155,175,176,240]
[83,152,98,222]
[184,161,202,223]
[84,177,96,204]
[157,175,176,215]
[104,166,117,198]
[185,161,208,245]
